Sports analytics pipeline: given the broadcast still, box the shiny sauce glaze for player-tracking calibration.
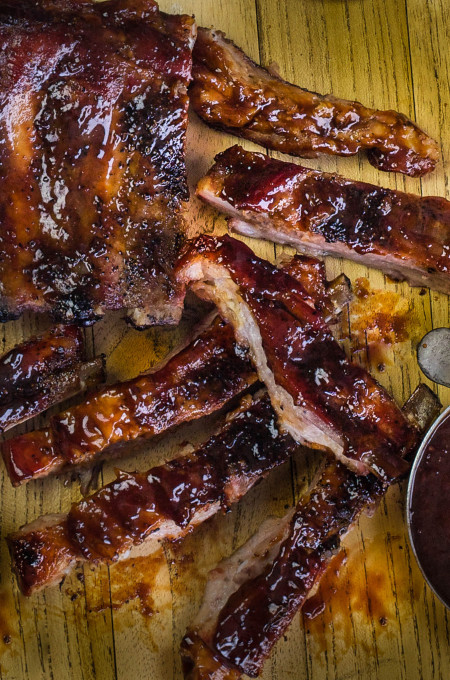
[0,325,82,402]
[201,146,450,293]
[67,394,297,561]
[191,29,438,176]
[409,412,450,606]
[177,235,418,481]
[0,0,195,325]
[212,459,384,676]
[8,394,298,594]
[2,320,256,485]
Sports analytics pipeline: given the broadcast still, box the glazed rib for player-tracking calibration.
[181,385,440,680]
[2,320,256,486]
[197,146,450,294]
[191,28,438,177]
[0,0,196,326]
[0,325,104,433]
[176,235,418,481]
[8,393,299,595]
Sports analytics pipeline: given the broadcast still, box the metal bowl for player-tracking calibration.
[406,405,450,610]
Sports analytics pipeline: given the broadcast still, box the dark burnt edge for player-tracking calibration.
[0,355,105,434]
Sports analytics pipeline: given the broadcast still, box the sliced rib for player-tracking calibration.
[176,235,418,481]
[180,385,441,680]
[197,146,450,294]
[2,254,346,487]
[0,0,196,326]
[7,393,299,596]
[191,28,438,177]
[0,325,103,433]
[2,319,256,486]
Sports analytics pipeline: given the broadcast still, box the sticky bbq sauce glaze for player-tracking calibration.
[409,411,450,606]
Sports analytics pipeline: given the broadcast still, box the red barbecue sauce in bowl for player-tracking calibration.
[407,406,450,608]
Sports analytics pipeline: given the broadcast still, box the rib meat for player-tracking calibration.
[2,319,256,486]
[0,0,196,326]
[176,235,418,481]
[7,393,299,595]
[181,385,441,680]
[197,146,450,294]
[191,28,438,177]
[0,325,103,433]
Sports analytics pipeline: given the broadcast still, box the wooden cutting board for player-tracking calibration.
[1,1,449,679]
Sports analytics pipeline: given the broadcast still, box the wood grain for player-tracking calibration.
[0,1,449,679]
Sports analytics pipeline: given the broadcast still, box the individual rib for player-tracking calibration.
[8,393,299,596]
[191,28,438,177]
[197,146,450,294]
[180,385,441,680]
[1,320,256,486]
[0,325,103,433]
[176,235,418,481]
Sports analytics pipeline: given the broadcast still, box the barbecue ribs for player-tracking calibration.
[197,146,450,294]
[191,28,438,177]
[0,0,196,326]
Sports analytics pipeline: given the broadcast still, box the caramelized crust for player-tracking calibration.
[191,28,438,177]
[8,394,298,595]
[176,235,418,481]
[0,325,103,432]
[0,0,196,325]
[2,320,256,485]
[197,146,450,294]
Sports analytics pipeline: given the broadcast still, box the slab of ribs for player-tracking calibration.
[0,0,196,326]
[191,28,439,177]
[197,146,450,294]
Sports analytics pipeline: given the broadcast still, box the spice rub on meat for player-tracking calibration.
[0,0,196,326]
[191,28,438,177]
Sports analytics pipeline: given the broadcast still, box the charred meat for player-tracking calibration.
[8,393,299,595]
[181,385,440,680]
[197,146,450,294]
[191,28,438,177]
[176,235,418,481]
[0,0,196,326]
[0,325,103,433]
[1,320,256,486]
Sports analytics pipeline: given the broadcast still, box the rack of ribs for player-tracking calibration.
[190,28,438,177]
[0,0,196,326]
[7,392,300,596]
[0,325,103,432]
[197,146,450,294]
[176,235,418,482]
[180,385,441,680]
